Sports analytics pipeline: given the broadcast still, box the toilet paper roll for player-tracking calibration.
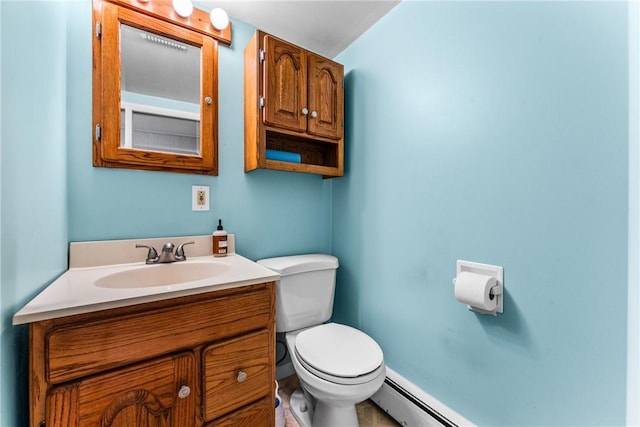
[454,271,498,311]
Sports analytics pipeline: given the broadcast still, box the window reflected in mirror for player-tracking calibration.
[120,25,201,155]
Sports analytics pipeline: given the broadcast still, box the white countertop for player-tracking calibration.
[13,236,280,325]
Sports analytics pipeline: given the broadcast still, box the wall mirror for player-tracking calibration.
[92,0,232,175]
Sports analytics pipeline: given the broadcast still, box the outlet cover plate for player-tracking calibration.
[192,185,210,211]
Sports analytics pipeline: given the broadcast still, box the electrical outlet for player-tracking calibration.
[192,185,210,211]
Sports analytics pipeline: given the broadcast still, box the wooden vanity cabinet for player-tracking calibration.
[244,30,344,178]
[29,282,276,427]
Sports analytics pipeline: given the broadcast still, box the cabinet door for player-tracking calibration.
[46,352,196,427]
[263,35,307,133]
[203,330,271,421]
[307,53,344,140]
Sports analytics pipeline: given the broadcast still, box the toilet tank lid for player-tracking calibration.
[257,254,338,276]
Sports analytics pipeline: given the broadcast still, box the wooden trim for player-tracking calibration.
[264,160,342,177]
[30,323,47,427]
[92,0,104,168]
[267,280,276,427]
[46,384,80,426]
[244,32,260,172]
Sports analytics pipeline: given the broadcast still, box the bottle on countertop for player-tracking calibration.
[212,219,228,257]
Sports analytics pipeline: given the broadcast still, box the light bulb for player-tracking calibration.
[172,0,193,18]
[210,8,229,30]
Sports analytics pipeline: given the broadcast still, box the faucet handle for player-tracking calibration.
[175,241,195,261]
[135,244,158,264]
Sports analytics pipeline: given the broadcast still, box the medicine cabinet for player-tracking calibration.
[92,0,231,175]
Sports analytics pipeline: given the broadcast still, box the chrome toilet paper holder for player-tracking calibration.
[452,260,504,316]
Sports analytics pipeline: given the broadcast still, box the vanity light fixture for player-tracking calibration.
[134,0,229,32]
[210,8,229,30]
[172,0,193,18]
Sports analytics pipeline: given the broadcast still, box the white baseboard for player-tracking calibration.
[278,362,473,427]
[371,367,475,427]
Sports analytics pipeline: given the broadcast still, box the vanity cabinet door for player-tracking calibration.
[46,352,196,427]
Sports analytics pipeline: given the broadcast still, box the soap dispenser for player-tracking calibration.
[212,219,228,257]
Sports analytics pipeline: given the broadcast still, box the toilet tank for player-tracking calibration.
[257,254,339,333]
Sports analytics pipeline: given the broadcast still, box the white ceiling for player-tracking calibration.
[202,0,401,58]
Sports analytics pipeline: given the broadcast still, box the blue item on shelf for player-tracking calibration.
[266,149,302,163]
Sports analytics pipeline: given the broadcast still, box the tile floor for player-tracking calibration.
[278,375,400,427]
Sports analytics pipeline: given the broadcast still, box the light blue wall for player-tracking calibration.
[627,1,640,422]
[0,0,3,421]
[333,1,629,425]
[66,3,332,259]
[0,0,635,426]
[1,1,69,425]
[1,2,331,425]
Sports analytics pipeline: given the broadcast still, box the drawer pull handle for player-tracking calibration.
[237,370,248,383]
[178,385,191,399]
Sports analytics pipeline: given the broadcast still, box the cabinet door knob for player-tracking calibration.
[310,110,318,118]
[204,96,213,105]
[178,385,191,399]
[237,370,248,383]
[301,108,309,115]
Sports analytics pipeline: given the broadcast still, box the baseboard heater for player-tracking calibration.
[370,367,475,427]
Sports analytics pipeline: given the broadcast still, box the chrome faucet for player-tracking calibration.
[136,241,195,264]
[158,243,177,263]
[175,241,195,261]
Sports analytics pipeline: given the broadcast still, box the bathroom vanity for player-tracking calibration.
[13,236,279,427]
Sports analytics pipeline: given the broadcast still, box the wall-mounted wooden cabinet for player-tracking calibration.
[29,283,275,427]
[244,31,344,178]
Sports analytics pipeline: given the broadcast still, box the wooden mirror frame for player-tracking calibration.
[92,0,231,175]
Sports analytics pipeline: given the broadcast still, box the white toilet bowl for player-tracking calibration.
[285,323,386,427]
[256,254,386,427]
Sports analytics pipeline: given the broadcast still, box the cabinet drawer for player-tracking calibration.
[46,288,271,384]
[203,329,271,421]
[204,396,272,427]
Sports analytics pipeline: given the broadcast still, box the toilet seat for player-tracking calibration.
[294,323,384,385]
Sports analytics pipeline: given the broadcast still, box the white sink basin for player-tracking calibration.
[94,262,231,289]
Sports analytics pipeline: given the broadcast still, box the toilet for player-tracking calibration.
[257,254,386,427]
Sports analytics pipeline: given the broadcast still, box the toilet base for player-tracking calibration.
[290,388,359,427]
[290,389,313,427]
